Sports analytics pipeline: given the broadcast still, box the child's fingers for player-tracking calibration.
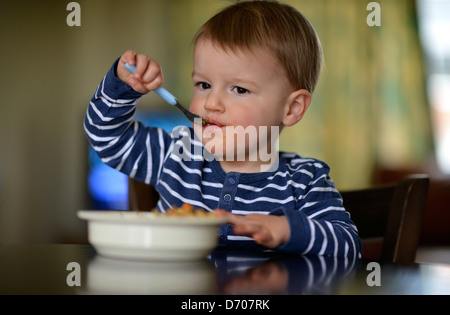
[229,215,261,236]
[232,221,257,235]
[141,58,161,82]
[213,211,279,248]
[214,209,231,218]
[133,54,151,80]
[233,221,274,246]
[142,61,163,91]
[127,77,148,94]
[128,54,163,91]
[120,50,137,67]
[117,50,143,90]
[117,50,164,93]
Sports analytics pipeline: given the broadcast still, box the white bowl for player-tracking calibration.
[77,210,227,261]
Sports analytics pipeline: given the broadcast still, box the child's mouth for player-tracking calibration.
[203,118,223,128]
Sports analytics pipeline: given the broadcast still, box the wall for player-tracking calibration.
[0,0,433,244]
[0,0,224,244]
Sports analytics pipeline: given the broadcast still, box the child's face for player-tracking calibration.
[190,39,295,171]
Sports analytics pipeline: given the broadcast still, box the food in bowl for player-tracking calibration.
[77,204,227,261]
[158,203,216,217]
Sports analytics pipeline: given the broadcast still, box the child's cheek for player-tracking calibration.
[230,112,257,129]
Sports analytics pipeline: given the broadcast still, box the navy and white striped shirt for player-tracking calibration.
[85,61,362,259]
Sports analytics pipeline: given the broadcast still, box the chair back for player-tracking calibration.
[341,174,429,264]
[128,178,159,211]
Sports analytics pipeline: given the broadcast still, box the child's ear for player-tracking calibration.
[282,89,311,126]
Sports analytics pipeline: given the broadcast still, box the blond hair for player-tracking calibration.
[193,0,323,93]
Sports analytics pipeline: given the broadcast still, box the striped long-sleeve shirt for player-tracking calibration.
[84,61,362,259]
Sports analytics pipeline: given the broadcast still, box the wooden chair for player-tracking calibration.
[128,178,159,211]
[341,174,430,264]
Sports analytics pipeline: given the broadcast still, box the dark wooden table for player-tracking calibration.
[1,244,449,296]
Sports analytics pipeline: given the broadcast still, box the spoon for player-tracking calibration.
[125,63,213,126]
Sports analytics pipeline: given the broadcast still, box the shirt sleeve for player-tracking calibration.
[84,58,173,186]
[271,164,362,260]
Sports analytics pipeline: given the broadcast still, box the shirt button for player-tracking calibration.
[217,228,223,236]
[223,194,232,202]
[227,177,236,185]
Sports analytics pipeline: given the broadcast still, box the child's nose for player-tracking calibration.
[204,90,225,112]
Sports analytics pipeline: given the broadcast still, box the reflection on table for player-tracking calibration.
[1,244,450,295]
[208,250,360,295]
[84,248,360,295]
[85,256,217,294]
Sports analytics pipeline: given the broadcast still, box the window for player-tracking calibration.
[417,0,450,174]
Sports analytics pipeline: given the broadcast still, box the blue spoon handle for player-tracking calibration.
[125,63,177,106]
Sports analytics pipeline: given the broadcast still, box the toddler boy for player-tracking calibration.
[85,0,362,259]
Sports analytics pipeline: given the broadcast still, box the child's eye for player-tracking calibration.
[195,82,211,90]
[233,86,249,95]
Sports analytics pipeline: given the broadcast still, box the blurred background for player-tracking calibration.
[0,0,448,261]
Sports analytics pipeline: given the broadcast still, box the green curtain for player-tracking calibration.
[278,0,434,189]
[163,0,434,190]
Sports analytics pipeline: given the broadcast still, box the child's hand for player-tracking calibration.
[117,50,163,94]
[215,210,290,248]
